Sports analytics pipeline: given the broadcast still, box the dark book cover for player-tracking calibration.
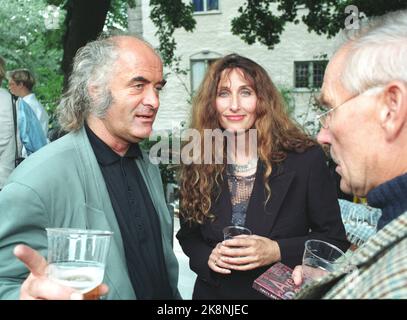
[252,262,303,300]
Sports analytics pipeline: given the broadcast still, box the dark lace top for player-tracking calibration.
[226,168,256,226]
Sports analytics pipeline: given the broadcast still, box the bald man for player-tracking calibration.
[0,35,180,300]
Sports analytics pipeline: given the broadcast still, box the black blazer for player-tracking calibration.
[177,145,350,299]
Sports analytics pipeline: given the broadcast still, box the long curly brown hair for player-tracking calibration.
[180,54,315,224]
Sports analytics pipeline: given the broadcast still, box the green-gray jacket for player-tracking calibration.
[0,127,180,299]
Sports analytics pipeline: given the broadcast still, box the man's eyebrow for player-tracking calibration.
[129,76,166,87]
[159,79,167,87]
[129,76,149,85]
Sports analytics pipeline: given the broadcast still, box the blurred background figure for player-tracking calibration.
[7,69,49,138]
[0,56,18,191]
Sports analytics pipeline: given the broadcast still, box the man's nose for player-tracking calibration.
[316,127,331,145]
[143,87,159,110]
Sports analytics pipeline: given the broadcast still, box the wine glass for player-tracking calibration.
[46,228,113,294]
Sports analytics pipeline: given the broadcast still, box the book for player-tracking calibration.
[252,262,302,300]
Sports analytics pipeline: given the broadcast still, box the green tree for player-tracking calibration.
[152,0,406,61]
[43,0,195,84]
[0,0,64,116]
[0,0,138,111]
[150,0,195,69]
[230,0,407,50]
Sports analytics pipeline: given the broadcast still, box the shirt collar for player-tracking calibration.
[23,93,35,100]
[85,122,142,166]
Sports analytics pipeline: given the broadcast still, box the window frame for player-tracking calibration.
[192,0,220,14]
[190,51,221,93]
[294,60,328,90]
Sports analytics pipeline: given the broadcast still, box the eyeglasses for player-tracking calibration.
[316,86,384,129]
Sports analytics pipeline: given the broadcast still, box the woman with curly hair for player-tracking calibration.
[176,54,349,299]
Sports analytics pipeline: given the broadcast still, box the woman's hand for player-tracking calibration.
[218,235,281,271]
[208,243,232,274]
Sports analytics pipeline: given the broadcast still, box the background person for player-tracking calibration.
[7,68,49,138]
[177,54,349,299]
[0,56,18,191]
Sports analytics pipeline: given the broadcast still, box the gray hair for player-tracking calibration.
[341,10,407,94]
[57,37,119,132]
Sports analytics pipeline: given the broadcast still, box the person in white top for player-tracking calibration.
[0,57,19,190]
[7,69,49,137]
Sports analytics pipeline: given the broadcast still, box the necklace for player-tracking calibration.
[227,158,258,174]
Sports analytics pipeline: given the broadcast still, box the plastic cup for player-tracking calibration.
[223,225,252,240]
[46,228,113,294]
[302,239,349,283]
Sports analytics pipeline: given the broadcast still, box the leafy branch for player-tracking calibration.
[150,0,196,68]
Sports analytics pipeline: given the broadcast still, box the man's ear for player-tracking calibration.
[379,81,407,142]
[88,85,98,100]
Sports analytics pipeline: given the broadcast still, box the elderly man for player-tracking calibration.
[0,35,180,300]
[293,10,407,299]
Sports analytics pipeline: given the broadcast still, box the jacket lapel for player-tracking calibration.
[209,161,295,238]
[245,162,295,237]
[208,176,234,240]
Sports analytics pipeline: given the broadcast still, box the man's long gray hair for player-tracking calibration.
[57,37,119,132]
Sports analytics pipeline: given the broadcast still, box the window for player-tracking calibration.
[191,60,216,92]
[190,51,221,92]
[294,61,328,89]
[193,0,219,12]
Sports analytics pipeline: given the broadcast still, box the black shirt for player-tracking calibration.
[85,124,173,299]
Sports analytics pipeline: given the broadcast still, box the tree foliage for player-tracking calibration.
[150,0,196,69]
[147,0,406,57]
[0,0,64,114]
[44,0,135,86]
[231,0,407,50]
[0,0,137,118]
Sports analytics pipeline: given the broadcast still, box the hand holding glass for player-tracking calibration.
[302,239,349,284]
[46,228,113,294]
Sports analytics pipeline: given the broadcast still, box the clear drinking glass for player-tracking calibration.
[302,239,350,284]
[46,228,113,294]
[223,225,252,240]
